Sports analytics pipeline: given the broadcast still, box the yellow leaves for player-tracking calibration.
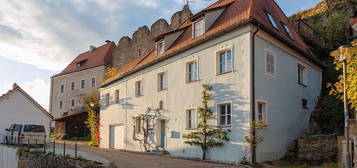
[100,67,117,83]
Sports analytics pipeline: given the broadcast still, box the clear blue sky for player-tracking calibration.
[0,0,321,109]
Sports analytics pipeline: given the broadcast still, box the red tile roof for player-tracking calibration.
[0,84,53,119]
[102,0,319,87]
[350,18,357,26]
[53,42,116,77]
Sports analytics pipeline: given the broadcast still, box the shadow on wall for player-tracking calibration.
[100,94,137,110]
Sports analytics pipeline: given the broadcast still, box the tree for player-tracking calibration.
[329,41,357,110]
[183,84,230,160]
[82,90,100,146]
[100,67,117,83]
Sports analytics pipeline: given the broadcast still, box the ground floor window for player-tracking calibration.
[218,103,232,126]
[186,109,197,129]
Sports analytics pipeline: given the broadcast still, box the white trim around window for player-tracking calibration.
[297,61,308,86]
[80,79,86,89]
[216,101,233,127]
[256,100,268,124]
[215,46,234,75]
[186,107,198,130]
[185,58,199,83]
[265,48,277,78]
[192,18,205,38]
[156,40,165,55]
[71,81,76,91]
[60,83,65,93]
[91,77,97,88]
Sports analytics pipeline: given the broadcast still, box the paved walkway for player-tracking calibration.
[70,144,245,168]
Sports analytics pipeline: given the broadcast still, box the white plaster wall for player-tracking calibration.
[0,145,18,168]
[0,91,52,138]
[254,34,322,162]
[100,26,252,163]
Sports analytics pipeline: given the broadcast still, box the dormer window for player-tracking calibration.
[76,60,86,68]
[193,19,205,38]
[282,23,294,40]
[156,41,164,55]
[266,12,279,29]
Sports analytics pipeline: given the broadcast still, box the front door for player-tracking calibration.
[160,120,165,147]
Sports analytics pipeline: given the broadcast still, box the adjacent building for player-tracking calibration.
[50,41,116,138]
[99,0,323,163]
[0,84,53,139]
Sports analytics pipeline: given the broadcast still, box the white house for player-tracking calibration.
[99,0,322,163]
[0,84,53,139]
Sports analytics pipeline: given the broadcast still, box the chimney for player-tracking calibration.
[12,83,18,89]
[89,45,96,52]
[105,40,111,43]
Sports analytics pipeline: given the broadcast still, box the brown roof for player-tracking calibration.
[103,0,318,87]
[0,84,53,119]
[53,42,116,77]
[350,18,357,26]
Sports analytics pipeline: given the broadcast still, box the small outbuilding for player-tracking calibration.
[0,83,53,139]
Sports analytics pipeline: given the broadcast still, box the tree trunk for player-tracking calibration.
[202,146,207,160]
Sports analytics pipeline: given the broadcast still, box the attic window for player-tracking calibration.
[76,60,86,68]
[282,23,295,40]
[266,12,279,29]
[156,41,164,55]
[193,19,205,38]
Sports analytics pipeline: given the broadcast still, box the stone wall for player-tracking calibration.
[285,134,338,163]
[112,5,192,70]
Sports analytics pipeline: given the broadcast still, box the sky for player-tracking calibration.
[0,0,321,110]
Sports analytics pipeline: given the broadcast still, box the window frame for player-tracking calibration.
[265,11,279,30]
[71,98,75,107]
[216,48,233,75]
[217,102,232,127]
[105,93,110,107]
[91,77,96,88]
[81,79,85,89]
[134,117,142,134]
[297,63,308,86]
[256,100,268,124]
[185,59,199,83]
[186,108,198,130]
[192,18,205,38]
[156,40,165,55]
[281,22,295,40]
[265,48,277,78]
[115,89,120,103]
[157,72,167,91]
[60,83,65,93]
[135,80,143,97]
[59,100,63,109]
[71,81,76,91]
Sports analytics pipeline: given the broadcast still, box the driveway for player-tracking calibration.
[71,144,245,168]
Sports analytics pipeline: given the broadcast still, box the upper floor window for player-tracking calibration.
[59,100,63,109]
[135,80,143,97]
[81,80,85,89]
[218,103,232,127]
[71,99,75,107]
[266,12,279,29]
[71,81,76,91]
[193,19,204,38]
[115,90,120,103]
[158,72,167,91]
[297,63,307,86]
[134,117,141,134]
[105,93,110,107]
[60,84,65,93]
[257,102,267,123]
[282,23,294,40]
[157,41,164,55]
[217,49,232,74]
[91,77,96,88]
[186,109,197,129]
[159,101,164,110]
[76,60,86,68]
[265,49,276,76]
[186,61,198,83]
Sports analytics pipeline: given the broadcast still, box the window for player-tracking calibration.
[81,80,85,89]
[297,63,307,86]
[76,60,86,68]
[71,99,75,107]
[135,81,143,97]
[282,23,294,40]
[71,81,75,91]
[59,100,63,109]
[91,77,96,88]
[115,90,119,103]
[193,19,204,37]
[159,101,164,110]
[217,49,232,74]
[60,84,65,93]
[135,117,141,134]
[218,103,232,126]
[302,99,308,109]
[266,12,279,29]
[186,109,197,129]
[105,93,110,107]
[186,61,198,83]
[265,49,275,76]
[158,72,167,91]
[257,102,267,122]
[157,41,164,55]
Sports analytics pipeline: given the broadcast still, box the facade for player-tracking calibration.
[99,0,322,163]
[50,41,116,137]
[0,84,53,138]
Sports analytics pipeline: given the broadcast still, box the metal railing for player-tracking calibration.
[0,135,79,159]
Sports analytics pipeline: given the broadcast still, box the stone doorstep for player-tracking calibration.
[101,148,250,168]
